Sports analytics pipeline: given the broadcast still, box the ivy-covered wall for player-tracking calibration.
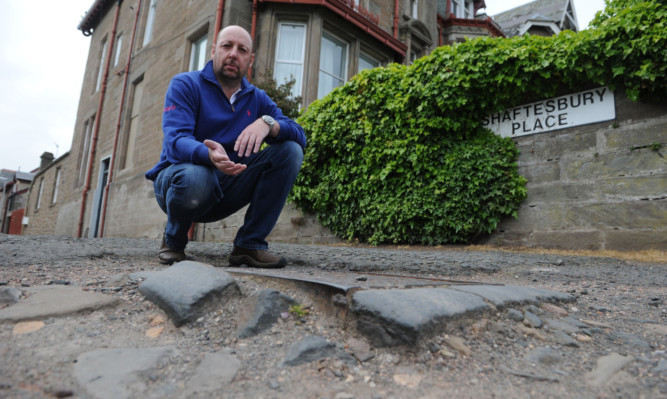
[290,0,666,248]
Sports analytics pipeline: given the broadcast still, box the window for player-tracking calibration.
[464,0,473,18]
[359,52,380,73]
[274,23,306,98]
[78,116,95,186]
[318,32,348,99]
[51,168,61,204]
[452,0,473,18]
[36,178,44,210]
[411,0,419,19]
[189,35,208,71]
[143,0,157,46]
[122,79,144,170]
[95,39,108,92]
[113,34,123,67]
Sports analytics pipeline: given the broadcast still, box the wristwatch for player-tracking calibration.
[261,115,275,131]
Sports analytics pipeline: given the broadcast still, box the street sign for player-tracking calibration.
[482,87,616,138]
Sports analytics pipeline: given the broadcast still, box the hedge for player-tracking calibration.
[291,0,666,245]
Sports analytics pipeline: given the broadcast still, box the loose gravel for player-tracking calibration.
[0,234,665,398]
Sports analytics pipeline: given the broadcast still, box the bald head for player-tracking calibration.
[211,25,255,92]
[216,25,253,51]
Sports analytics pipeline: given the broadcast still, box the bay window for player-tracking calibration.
[318,32,348,99]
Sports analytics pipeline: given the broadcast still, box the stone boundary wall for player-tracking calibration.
[481,91,666,251]
[193,203,341,246]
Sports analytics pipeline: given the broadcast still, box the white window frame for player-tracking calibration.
[95,39,108,92]
[79,116,95,186]
[51,168,61,204]
[318,31,349,99]
[36,178,44,210]
[274,22,307,98]
[143,0,157,46]
[411,0,419,19]
[452,0,474,18]
[189,34,208,71]
[113,34,123,67]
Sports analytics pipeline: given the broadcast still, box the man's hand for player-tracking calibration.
[234,118,278,158]
[204,139,247,175]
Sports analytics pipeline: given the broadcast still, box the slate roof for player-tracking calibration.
[491,0,578,37]
[0,169,34,190]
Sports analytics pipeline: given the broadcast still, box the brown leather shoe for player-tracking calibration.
[158,236,186,264]
[229,246,286,268]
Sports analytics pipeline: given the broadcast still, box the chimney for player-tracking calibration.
[40,152,55,171]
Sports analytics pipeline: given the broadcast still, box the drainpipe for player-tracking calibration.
[214,0,225,42]
[98,0,143,237]
[77,0,122,238]
[393,0,399,38]
[248,0,258,80]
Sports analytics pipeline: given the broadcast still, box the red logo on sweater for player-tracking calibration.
[247,110,251,117]
[164,105,176,112]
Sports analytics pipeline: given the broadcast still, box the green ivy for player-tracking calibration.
[291,0,666,245]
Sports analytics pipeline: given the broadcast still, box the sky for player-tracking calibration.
[0,0,606,173]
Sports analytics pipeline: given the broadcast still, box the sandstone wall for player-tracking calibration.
[482,91,666,251]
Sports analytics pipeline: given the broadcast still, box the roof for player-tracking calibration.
[78,0,115,36]
[491,0,578,37]
[0,170,34,190]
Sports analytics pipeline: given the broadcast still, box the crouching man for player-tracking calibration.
[145,25,306,268]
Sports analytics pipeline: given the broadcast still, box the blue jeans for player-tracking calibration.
[153,141,303,251]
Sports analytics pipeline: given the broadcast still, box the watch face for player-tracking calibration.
[263,115,275,126]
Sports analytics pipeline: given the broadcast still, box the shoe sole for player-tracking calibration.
[157,253,186,265]
[229,255,286,269]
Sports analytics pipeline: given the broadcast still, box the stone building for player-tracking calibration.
[22,153,70,236]
[1,170,34,235]
[437,0,503,45]
[23,0,499,243]
[2,152,58,235]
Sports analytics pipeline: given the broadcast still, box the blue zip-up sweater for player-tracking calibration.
[145,61,306,181]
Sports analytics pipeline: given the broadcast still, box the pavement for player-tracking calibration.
[1,237,664,398]
[0,259,578,397]
[0,261,575,343]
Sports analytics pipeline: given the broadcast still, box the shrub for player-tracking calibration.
[292,0,666,245]
[255,73,302,119]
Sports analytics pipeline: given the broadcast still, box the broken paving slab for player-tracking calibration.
[350,287,490,347]
[74,346,179,399]
[283,335,355,366]
[350,285,575,347]
[237,289,296,338]
[451,285,575,308]
[137,261,240,327]
[0,286,120,322]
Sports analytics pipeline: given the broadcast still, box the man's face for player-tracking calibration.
[211,27,254,84]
